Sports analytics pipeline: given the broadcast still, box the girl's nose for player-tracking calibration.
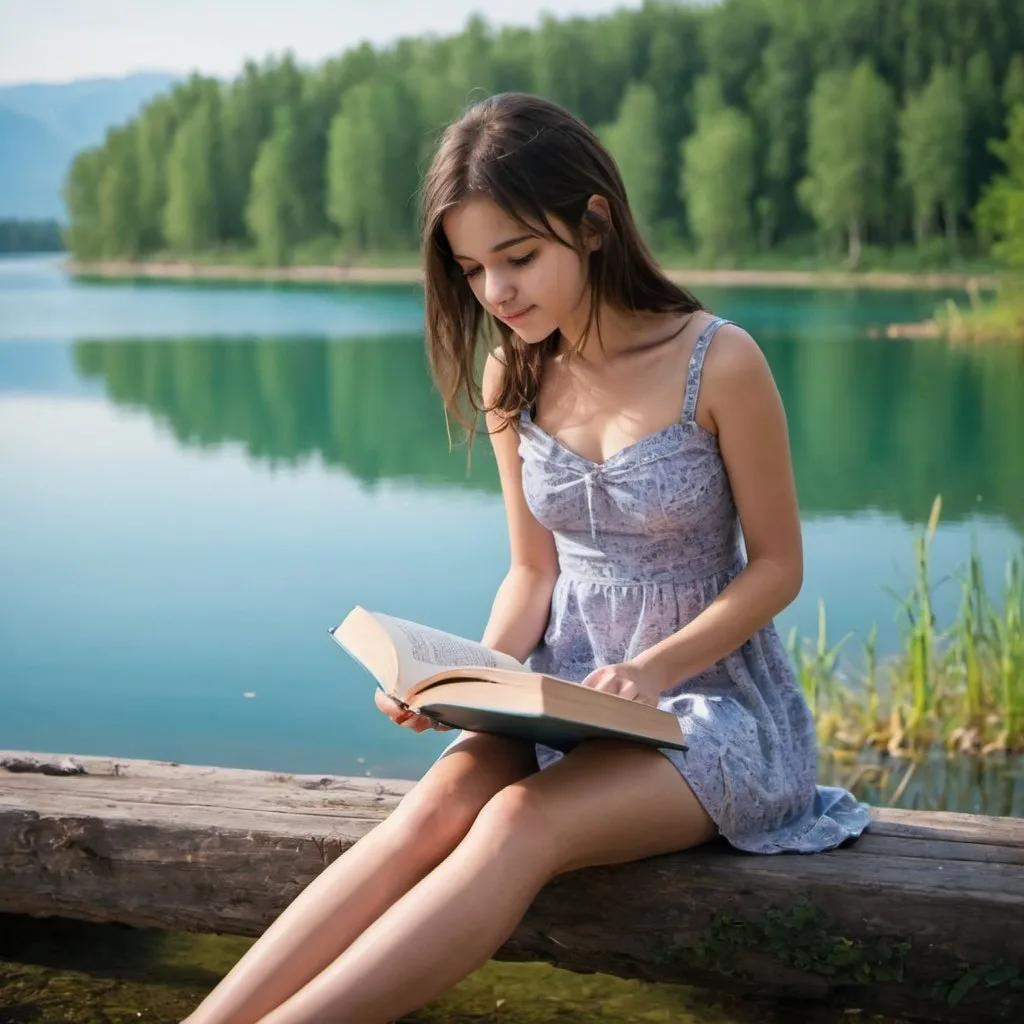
[484,270,514,309]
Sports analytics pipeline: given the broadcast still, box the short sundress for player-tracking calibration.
[451,316,871,854]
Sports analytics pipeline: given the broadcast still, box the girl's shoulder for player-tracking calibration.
[699,321,780,433]
[482,347,525,435]
[701,320,766,381]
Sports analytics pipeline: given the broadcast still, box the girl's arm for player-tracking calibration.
[477,353,560,662]
[626,325,803,695]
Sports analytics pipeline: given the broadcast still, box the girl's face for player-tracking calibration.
[443,195,593,345]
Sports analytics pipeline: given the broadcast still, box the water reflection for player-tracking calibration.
[72,335,473,490]
[65,332,1024,528]
[821,751,1022,819]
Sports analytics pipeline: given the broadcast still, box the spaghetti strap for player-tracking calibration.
[681,317,731,423]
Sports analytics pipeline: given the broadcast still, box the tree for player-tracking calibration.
[63,149,105,260]
[97,127,142,258]
[220,56,303,243]
[326,78,420,252]
[134,96,178,252]
[699,0,772,109]
[898,66,967,246]
[600,83,662,240]
[964,51,1001,212]
[0,218,64,253]
[641,3,704,242]
[245,108,305,264]
[220,63,277,243]
[976,105,1024,270]
[747,34,811,248]
[163,96,222,252]
[447,15,497,105]
[798,62,895,264]
[1004,54,1024,115]
[489,25,534,96]
[680,105,756,261]
[691,74,726,122]
[530,16,592,119]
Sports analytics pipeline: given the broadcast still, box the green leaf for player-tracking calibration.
[947,972,981,1006]
[983,963,1019,986]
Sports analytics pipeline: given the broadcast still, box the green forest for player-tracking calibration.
[0,219,64,253]
[63,0,1024,270]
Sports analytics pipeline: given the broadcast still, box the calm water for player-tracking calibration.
[2,255,1023,782]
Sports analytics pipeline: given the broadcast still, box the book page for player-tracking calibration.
[372,611,524,695]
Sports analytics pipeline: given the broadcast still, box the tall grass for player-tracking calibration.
[933,277,1024,342]
[790,496,1024,759]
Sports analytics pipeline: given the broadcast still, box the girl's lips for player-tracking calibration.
[501,305,535,322]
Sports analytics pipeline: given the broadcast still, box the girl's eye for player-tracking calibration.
[462,250,536,279]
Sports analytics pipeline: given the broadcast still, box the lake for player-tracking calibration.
[1,255,1022,786]
[3,254,1023,1022]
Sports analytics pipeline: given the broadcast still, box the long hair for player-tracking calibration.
[421,92,705,440]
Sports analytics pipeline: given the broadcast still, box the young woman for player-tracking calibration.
[185,93,870,1024]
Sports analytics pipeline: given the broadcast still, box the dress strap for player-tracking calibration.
[681,317,732,423]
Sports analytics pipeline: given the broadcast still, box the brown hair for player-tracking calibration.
[421,92,705,440]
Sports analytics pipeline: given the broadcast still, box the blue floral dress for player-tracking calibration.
[455,316,871,854]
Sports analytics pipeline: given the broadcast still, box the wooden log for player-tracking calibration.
[1,750,1021,1023]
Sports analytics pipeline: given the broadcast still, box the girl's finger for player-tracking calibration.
[374,690,404,715]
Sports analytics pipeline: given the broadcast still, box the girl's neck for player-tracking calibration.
[561,305,694,366]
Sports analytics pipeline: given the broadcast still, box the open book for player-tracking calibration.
[330,606,687,753]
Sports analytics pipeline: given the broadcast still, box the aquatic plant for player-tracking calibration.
[793,496,1024,760]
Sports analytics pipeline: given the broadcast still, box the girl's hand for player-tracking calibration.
[374,689,453,732]
[580,661,664,707]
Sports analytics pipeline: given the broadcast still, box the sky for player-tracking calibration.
[0,0,647,86]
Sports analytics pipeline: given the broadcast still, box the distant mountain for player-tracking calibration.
[0,72,179,220]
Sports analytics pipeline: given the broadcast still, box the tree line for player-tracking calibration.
[64,0,1024,267]
[0,219,64,253]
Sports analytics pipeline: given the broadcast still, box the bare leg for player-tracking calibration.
[184,734,536,1024]
[256,740,717,1024]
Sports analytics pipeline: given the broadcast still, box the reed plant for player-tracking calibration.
[790,496,1024,760]
[933,277,1024,342]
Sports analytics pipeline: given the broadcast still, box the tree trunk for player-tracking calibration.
[2,750,1024,1024]
[847,218,862,267]
[913,205,931,249]
[943,203,959,253]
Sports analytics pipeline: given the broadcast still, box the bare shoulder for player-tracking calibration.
[698,321,781,431]
[702,321,770,381]
[481,347,519,444]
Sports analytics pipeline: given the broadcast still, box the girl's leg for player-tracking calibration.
[184,733,537,1024]
[256,740,717,1024]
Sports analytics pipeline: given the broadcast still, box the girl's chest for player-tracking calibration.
[520,425,731,537]
[531,350,697,467]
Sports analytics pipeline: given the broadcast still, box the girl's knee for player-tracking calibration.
[470,784,561,865]
[389,776,486,851]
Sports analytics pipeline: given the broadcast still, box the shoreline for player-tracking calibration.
[65,258,1002,292]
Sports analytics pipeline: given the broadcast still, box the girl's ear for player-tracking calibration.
[581,194,612,253]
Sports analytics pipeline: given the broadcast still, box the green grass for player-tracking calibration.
[934,281,1024,341]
